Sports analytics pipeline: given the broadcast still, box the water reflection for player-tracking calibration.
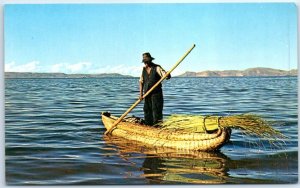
[142,153,229,184]
[104,135,230,184]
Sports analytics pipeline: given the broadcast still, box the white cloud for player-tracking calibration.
[50,63,64,73]
[92,64,143,77]
[49,62,92,73]
[5,61,40,72]
[65,62,91,73]
[6,61,176,77]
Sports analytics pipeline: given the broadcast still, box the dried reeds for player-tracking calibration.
[158,114,286,141]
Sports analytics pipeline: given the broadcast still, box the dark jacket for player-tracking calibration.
[142,65,162,94]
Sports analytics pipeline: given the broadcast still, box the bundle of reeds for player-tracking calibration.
[158,114,285,141]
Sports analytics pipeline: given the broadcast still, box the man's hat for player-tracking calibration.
[143,52,155,60]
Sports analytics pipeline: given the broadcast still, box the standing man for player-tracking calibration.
[139,52,171,126]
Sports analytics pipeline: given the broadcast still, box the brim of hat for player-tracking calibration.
[141,58,155,63]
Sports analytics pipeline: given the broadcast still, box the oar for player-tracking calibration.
[104,44,196,135]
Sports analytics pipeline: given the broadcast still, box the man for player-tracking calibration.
[139,52,171,126]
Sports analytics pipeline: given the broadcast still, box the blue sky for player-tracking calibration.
[4,3,298,76]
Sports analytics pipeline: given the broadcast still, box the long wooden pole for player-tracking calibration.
[104,44,196,135]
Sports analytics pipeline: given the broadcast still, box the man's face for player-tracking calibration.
[142,54,151,64]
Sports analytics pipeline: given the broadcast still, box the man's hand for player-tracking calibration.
[139,93,143,100]
[166,73,171,80]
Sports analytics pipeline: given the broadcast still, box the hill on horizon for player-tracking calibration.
[178,67,297,77]
[4,67,298,78]
[4,72,133,79]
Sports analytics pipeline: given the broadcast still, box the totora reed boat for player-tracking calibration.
[101,112,231,151]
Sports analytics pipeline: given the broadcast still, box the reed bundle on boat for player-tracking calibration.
[158,114,285,141]
[102,112,285,151]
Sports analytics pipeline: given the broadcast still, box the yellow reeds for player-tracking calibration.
[158,114,286,141]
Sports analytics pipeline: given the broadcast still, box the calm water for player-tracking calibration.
[5,77,298,185]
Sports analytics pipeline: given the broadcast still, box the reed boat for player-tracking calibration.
[101,112,231,151]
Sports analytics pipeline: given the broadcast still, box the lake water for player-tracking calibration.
[5,77,298,185]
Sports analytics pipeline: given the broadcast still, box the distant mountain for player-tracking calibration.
[6,68,297,78]
[178,67,298,77]
[5,72,133,79]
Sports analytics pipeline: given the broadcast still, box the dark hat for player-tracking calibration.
[143,52,155,60]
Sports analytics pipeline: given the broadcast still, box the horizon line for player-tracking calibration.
[4,66,298,76]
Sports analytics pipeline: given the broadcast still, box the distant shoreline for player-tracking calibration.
[4,72,133,79]
[4,67,298,78]
[5,76,297,80]
[178,67,297,77]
